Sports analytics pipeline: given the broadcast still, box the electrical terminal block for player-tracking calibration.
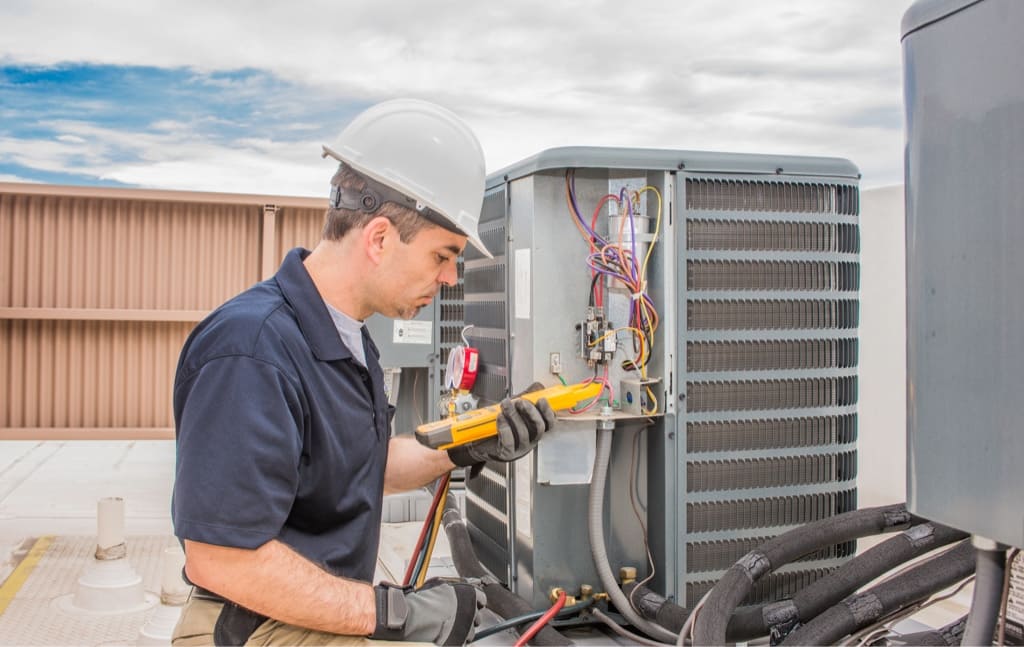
[577,307,615,366]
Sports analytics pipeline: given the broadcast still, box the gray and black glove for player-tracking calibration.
[370,578,486,646]
[447,397,556,469]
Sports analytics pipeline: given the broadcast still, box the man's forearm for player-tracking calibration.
[184,538,375,636]
[384,435,455,494]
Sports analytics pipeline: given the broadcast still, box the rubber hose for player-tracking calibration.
[780,539,975,646]
[961,542,1007,647]
[888,614,967,646]
[726,522,968,642]
[692,503,915,646]
[589,428,679,643]
[441,505,572,646]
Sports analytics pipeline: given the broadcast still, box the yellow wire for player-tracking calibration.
[416,477,450,587]
[644,386,659,415]
[589,326,648,374]
[588,326,646,348]
[635,186,662,285]
[634,184,659,376]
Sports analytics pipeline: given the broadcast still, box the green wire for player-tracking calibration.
[471,598,595,642]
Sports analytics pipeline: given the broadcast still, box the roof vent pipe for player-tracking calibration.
[56,497,157,616]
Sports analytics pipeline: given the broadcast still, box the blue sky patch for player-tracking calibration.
[0,64,369,188]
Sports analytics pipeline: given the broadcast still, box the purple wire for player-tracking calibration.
[568,171,607,247]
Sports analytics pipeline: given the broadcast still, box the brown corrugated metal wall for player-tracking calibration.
[1,183,326,439]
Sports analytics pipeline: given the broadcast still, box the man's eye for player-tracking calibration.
[437,254,450,264]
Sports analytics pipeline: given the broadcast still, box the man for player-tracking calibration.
[171,99,555,646]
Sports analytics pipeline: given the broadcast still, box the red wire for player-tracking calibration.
[401,473,449,586]
[514,590,567,647]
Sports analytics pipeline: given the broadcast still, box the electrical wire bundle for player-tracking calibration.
[401,473,451,587]
[564,170,662,393]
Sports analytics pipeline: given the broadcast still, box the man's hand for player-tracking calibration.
[447,397,556,467]
[370,578,485,646]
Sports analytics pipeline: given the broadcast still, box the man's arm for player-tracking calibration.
[184,538,375,636]
[384,435,455,495]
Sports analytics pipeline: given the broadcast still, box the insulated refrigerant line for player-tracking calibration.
[589,424,678,644]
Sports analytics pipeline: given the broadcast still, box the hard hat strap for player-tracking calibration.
[329,164,465,238]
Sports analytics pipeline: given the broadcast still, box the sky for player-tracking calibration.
[0,1,915,197]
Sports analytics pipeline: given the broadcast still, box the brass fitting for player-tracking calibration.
[549,587,576,606]
[619,566,637,584]
[579,584,594,599]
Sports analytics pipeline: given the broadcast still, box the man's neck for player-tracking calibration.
[303,239,370,321]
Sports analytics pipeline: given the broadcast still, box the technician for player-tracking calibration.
[171,99,555,646]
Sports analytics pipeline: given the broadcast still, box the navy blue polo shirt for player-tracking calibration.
[172,247,393,582]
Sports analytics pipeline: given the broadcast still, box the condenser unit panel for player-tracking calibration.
[903,0,1024,547]
[461,146,860,608]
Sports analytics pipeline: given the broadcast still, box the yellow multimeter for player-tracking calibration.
[415,382,603,450]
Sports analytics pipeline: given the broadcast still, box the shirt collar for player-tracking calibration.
[274,247,383,363]
[275,247,352,362]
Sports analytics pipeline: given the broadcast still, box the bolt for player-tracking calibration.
[580,584,594,598]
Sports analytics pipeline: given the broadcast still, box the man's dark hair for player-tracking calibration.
[322,165,432,243]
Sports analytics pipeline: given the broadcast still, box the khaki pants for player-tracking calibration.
[172,596,416,646]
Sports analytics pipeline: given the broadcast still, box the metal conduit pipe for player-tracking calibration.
[961,537,1007,647]
[692,503,917,646]
[589,426,678,644]
[440,502,571,646]
[779,539,975,646]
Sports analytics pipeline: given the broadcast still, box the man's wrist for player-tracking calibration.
[370,583,408,639]
[446,445,480,468]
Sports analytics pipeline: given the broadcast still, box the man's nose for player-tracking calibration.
[439,261,458,286]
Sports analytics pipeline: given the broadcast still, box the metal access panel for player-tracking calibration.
[902,0,1024,548]
[462,146,861,609]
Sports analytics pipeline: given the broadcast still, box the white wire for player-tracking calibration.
[589,607,676,647]
[677,589,711,646]
[839,575,976,646]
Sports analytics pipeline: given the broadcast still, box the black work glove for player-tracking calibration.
[370,578,486,646]
[447,397,556,469]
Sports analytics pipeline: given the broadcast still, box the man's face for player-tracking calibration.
[376,222,465,319]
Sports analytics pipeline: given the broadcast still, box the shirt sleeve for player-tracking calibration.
[172,355,305,549]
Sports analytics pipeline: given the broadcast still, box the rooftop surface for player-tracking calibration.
[0,439,972,646]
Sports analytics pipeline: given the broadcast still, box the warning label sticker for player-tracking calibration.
[393,320,432,345]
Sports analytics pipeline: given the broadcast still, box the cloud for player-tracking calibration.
[0,1,916,192]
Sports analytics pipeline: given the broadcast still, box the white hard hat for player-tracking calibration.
[322,99,492,259]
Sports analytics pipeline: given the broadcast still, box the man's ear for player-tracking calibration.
[362,216,392,264]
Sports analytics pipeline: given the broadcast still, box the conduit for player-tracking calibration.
[589,426,678,644]
[961,537,1007,647]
